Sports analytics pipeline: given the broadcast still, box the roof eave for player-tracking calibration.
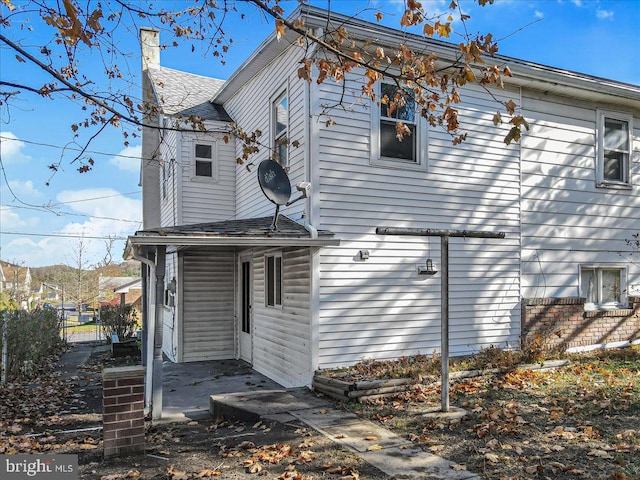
[126,234,340,250]
[215,4,639,108]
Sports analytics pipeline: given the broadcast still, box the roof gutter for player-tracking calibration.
[298,5,640,107]
[128,235,339,248]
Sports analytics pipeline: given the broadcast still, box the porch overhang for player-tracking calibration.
[125,215,339,258]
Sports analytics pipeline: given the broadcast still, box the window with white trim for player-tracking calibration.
[265,254,282,307]
[194,142,217,180]
[272,90,288,166]
[372,82,427,170]
[596,111,632,187]
[580,266,627,311]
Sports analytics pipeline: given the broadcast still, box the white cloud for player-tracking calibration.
[55,188,142,265]
[7,180,42,199]
[1,236,58,267]
[596,8,614,20]
[108,145,142,173]
[57,188,141,223]
[0,205,40,229]
[0,132,31,164]
[0,189,142,267]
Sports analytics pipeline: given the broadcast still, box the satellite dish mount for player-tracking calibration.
[257,159,310,231]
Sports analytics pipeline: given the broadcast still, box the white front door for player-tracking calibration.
[238,254,252,363]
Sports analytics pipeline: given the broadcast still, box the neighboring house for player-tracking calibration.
[127,6,640,415]
[31,282,61,306]
[98,276,142,309]
[0,260,32,309]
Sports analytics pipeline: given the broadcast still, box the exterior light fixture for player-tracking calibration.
[418,258,437,275]
[359,250,370,260]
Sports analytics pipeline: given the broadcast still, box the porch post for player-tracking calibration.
[152,246,166,420]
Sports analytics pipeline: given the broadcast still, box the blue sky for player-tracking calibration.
[1,0,638,268]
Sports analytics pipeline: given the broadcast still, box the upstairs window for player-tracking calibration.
[272,91,288,166]
[580,266,627,311]
[380,83,417,161]
[597,111,632,187]
[265,254,282,307]
[372,83,427,170]
[195,143,213,177]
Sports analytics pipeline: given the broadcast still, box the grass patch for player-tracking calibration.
[64,321,101,333]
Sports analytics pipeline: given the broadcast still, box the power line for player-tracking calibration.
[0,204,142,224]
[54,190,141,204]
[0,134,143,160]
[0,231,129,240]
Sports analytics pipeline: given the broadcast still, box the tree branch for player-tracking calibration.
[0,32,144,127]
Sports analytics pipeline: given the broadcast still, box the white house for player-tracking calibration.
[127,6,640,417]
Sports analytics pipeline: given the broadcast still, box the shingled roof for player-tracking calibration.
[148,66,232,122]
[137,216,332,238]
[126,215,339,252]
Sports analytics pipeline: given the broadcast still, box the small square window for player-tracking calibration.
[265,254,282,307]
[580,266,627,310]
[195,160,212,177]
[195,144,212,159]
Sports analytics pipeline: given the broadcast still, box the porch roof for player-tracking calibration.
[126,216,339,252]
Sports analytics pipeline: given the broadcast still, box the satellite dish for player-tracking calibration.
[257,159,311,232]
[257,159,291,206]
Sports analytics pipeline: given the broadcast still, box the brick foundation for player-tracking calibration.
[103,366,145,457]
[522,296,640,350]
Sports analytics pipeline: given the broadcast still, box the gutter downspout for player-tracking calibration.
[131,245,156,414]
[304,57,319,240]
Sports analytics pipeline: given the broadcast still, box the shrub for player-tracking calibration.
[100,305,138,342]
[0,307,66,380]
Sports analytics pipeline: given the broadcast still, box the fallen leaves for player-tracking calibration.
[100,471,140,480]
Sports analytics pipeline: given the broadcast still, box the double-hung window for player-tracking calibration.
[265,254,282,307]
[194,142,217,180]
[596,111,632,187]
[372,82,427,170]
[580,266,627,311]
[272,90,288,166]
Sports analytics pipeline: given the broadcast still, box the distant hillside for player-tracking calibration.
[31,260,141,285]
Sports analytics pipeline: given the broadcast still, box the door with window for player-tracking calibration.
[238,254,252,363]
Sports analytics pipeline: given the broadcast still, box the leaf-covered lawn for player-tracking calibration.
[1,349,390,480]
[343,346,640,479]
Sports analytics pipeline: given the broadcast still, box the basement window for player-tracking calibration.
[580,266,627,311]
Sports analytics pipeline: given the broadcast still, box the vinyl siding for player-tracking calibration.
[224,44,308,222]
[178,126,236,225]
[251,247,312,387]
[520,90,640,298]
[314,75,522,369]
[181,248,236,362]
[159,121,179,226]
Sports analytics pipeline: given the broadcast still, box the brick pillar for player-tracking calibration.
[103,366,145,457]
